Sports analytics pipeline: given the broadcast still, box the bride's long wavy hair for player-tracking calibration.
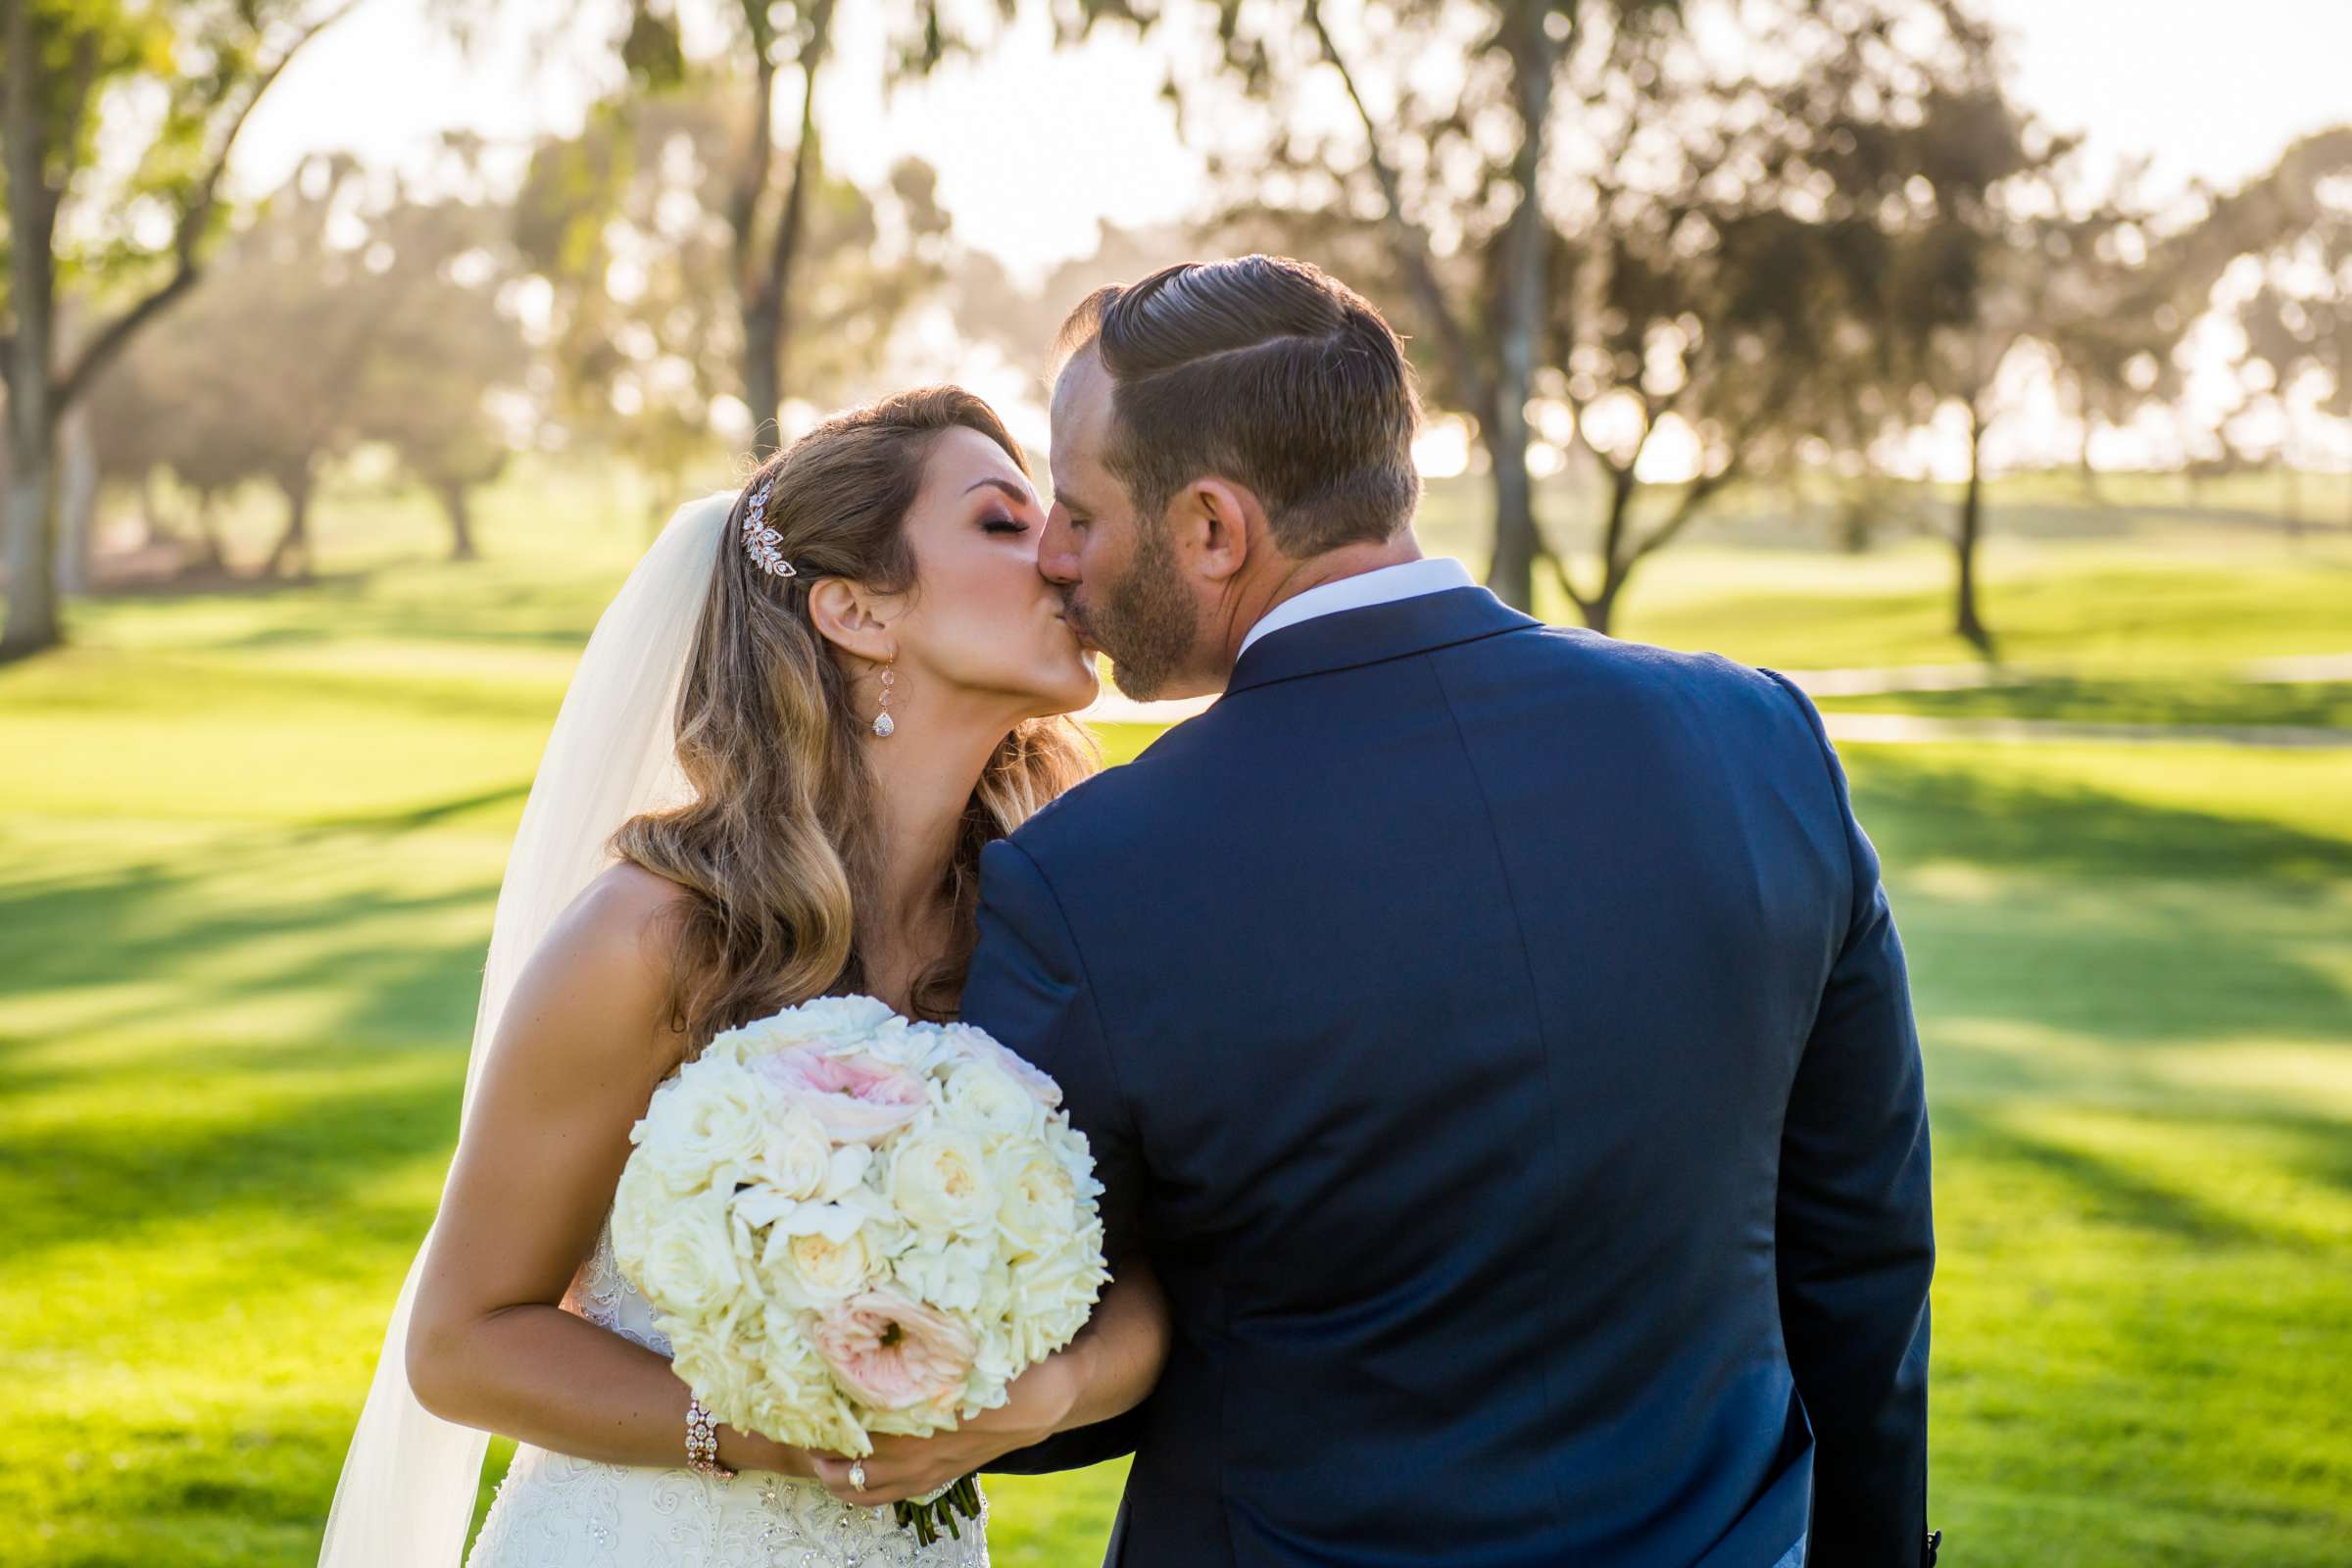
[613,388,1098,1046]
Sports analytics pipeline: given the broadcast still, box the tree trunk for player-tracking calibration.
[1583,587,1617,638]
[1837,490,1873,555]
[1,302,61,657]
[139,470,172,547]
[734,1,835,454]
[1578,470,1641,636]
[1487,396,1540,612]
[438,479,477,561]
[1,0,63,659]
[1482,5,1555,613]
[57,401,97,595]
[1954,404,1993,659]
[1,456,60,660]
[265,474,315,579]
[742,296,783,451]
[192,493,227,573]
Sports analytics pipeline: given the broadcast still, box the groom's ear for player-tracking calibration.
[805,577,899,664]
[1172,477,1263,585]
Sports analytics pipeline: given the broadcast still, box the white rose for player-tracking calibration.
[993,1143,1082,1257]
[944,1060,1047,1146]
[1045,1122,1104,1202]
[667,1316,762,1431]
[609,1153,676,1272]
[888,1125,997,1239]
[738,995,898,1054]
[630,1060,774,1191]
[780,1227,876,1302]
[629,1184,748,1323]
[748,1102,833,1200]
[1005,1234,1108,1361]
[939,1022,1064,1108]
[859,1014,940,1071]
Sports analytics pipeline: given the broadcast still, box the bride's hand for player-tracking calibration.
[716,1423,821,1481]
[808,1355,1079,1506]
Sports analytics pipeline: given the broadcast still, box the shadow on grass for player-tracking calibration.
[1934,1102,2280,1249]
[1846,755,2352,884]
[0,857,495,1056]
[0,1056,459,1262]
[304,779,533,834]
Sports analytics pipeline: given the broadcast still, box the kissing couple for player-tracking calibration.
[319,255,1936,1568]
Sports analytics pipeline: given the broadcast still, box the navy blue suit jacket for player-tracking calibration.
[967,587,1933,1568]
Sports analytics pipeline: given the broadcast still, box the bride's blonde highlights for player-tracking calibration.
[613,388,1097,1046]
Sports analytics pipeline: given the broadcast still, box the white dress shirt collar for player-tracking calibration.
[1237,557,1479,660]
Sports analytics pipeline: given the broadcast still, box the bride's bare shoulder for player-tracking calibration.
[572,860,696,939]
[517,863,696,1033]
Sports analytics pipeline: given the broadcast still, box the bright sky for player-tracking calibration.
[236,0,2352,475]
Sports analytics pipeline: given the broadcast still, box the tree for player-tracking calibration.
[1798,9,2075,660]
[2223,151,2352,530]
[1185,0,1976,625]
[2149,128,2352,519]
[350,154,535,561]
[2038,172,2187,502]
[0,0,352,657]
[82,154,536,577]
[515,91,952,514]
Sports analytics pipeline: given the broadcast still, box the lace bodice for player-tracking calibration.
[465,1219,989,1568]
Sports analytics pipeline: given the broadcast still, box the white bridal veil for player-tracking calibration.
[317,492,735,1568]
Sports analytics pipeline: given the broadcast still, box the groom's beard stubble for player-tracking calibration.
[1074,517,1200,703]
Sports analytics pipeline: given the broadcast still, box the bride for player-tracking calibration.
[318,388,1169,1566]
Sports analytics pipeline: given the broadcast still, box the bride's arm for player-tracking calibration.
[806,1257,1172,1505]
[404,865,811,1478]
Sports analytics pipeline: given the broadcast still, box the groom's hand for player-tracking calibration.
[808,1355,1079,1506]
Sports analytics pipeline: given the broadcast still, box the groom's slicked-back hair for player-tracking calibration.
[1055,255,1423,556]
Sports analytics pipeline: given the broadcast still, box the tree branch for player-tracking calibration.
[1626,454,1738,569]
[56,0,361,413]
[1303,0,1492,418]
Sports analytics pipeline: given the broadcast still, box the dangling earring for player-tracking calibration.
[872,664,897,738]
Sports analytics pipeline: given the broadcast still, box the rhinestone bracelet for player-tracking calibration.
[685,1394,735,1482]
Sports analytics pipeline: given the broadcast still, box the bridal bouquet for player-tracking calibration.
[610,995,1107,1541]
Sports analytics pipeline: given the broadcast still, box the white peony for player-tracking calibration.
[890,1234,996,1314]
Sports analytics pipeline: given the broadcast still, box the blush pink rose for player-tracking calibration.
[810,1289,977,1413]
[756,1048,926,1143]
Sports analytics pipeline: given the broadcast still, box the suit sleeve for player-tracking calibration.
[1765,672,1936,1567]
[960,835,1150,1476]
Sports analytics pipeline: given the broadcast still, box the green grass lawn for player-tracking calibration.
[1811,680,2352,730]
[4,472,2348,1565]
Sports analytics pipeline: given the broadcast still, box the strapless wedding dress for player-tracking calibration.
[466,1219,989,1568]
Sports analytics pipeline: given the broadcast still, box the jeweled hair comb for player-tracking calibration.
[740,473,796,579]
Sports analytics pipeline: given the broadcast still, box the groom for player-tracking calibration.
[985,256,1934,1565]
